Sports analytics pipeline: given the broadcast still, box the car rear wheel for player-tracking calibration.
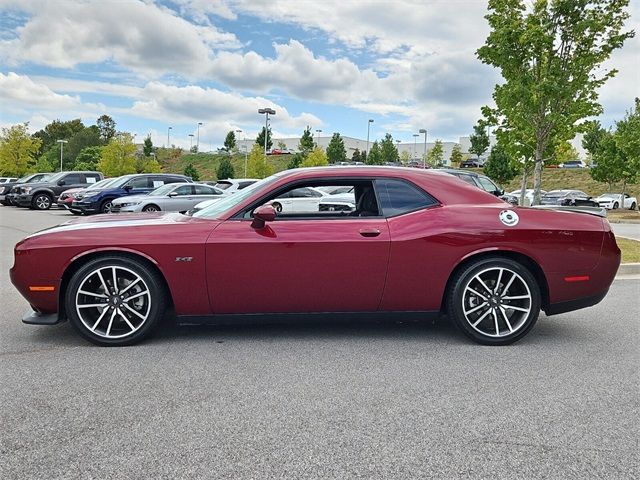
[447,257,541,345]
[100,199,113,213]
[32,193,52,210]
[630,202,637,210]
[65,256,166,346]
[613,202,619,209]
[142,204,160,212]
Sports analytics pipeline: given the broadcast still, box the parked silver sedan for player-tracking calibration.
[111,183,227,213]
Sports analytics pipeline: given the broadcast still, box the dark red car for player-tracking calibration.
[11,167,620,346]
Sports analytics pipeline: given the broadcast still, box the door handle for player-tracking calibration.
[359,228,381,237]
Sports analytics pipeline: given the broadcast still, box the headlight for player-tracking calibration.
[22,187,33,194]
[81,192,99,199]
[0,187,6,194]
[120,202,140,207]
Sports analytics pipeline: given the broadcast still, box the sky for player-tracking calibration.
[0,0,638,151]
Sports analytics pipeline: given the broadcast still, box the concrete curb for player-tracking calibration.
[617,263,640,276]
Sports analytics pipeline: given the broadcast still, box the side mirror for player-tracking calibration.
[251,204,276,229]
[167,191,178,197]
[58,180,66,186]
[123,185,132,191]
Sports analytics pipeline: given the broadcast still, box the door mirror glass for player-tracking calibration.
[251,204,276,229]
[58,180,66,186]
[167,191,178,197]
[123,184,132,191]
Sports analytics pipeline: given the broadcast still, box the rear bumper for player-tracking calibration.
[22,310,63,325]
[544,290,608,316]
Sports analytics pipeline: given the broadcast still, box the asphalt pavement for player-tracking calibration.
[612,222,640,241]
[1,206,638,479]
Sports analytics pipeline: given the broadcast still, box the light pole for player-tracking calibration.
[234,129,242,153]
[196,122,203,152]
[258,108,276,156]
[395,140,401,163]
[167,126,172,148]
[242,145,248,176]
[419,128,427,168]
[366,119,374,156]
[315,129,322,148]
[413,133,419,161]
[56,139,68,172]
[188,134,194,151]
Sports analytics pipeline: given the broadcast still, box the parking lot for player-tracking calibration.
[1,206,638,479]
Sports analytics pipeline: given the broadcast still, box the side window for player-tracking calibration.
[238,181,254,189]
[376,179,437,217]
[194,185,216,195]
[166,176,186,184]
[290,188,314,198]
[85,173,101,184]
[476,176,499,193]
[63,174,82,185]
[458,174,477,186]
[174,185,193,195]
[129,177,151,188]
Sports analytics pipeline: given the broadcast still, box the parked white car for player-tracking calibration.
[508,189,547,206]
[111,183,227,213]
[594,193,637,210]
[213,178,258,193]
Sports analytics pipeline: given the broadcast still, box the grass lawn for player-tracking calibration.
[617,237,640,264]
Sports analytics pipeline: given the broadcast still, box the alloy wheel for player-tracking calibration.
[35,195,51,210]
[102,202,113,213]
[75,265,151,339]
[461,267,532,338]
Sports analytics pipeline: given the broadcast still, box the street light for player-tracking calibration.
[242,145,248,176]
[188,133,194,151]
[419,128,427,168]
[315,129,322,148]
[167,126,172,148]
[366,119,374,156]
[196,122,203,152]
[56,139,68,172]
[413,133,419,161]
[235,129,243,153]
[258,108,276,156]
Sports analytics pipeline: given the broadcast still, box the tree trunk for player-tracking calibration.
[519,167,528,206]
[620,178,627,209]
[532,144,545,206]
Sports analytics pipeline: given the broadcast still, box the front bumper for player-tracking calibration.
[111,204,140,213]
[70,200,99,214]
[15,194,33,207]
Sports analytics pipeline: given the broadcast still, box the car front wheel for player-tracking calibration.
[613,202,619,209]
[447,257,541,345]
[32,193,52,210]
[65,256,166,346]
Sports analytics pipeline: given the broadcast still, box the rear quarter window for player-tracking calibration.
[375,178,438,217]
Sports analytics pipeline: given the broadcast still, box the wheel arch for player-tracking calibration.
[440,249,550,313]
[143,203,161,211]
[58,248,174,321]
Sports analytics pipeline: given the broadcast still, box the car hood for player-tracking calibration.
[25,212,207,238]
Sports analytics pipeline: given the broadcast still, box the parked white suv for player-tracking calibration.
[594,193,637,210]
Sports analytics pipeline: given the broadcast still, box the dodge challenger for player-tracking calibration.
[10,167,620,346]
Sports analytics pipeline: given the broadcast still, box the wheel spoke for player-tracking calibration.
[123,303,146,320]
[502,295,530,300]
[471,308,492,327]
[105,308,117,336]
[96,269,110,294]
[504,305,529,313]
[78,303,106,308]
[116,308,135,331]
[500,272,517,297]
[112,267,118,294]
[492,309,500,336]
[499,307,514,333]
[90,306,109,331]
[476,276,493,295]
[78,289,108,299]
[495,268,503,294]
[123,290,149,302]
[464,302,489,315]
[119,278,140,295]
[466,286,488,301]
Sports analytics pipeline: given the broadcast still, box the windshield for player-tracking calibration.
[44,172,66,183]
[192,176,278,219]
[215,181,233,190]
[86,178,117,190]
[108,175,135,188]
[149,183,179,196]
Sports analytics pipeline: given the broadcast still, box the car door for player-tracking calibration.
[169,185,195,211]
[191,185,223,208]
[205,182,391,314]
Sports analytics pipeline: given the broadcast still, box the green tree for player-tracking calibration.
[184,163,200,181]
[75,146,103,170]
[590,132,623,190]
[450,144,464,165]
[298,126,315,155]
[247,144,273,178]
[142,158,162,173]
[365,141,383,165]
[97,133,137,176]
[483,144,519,185]
[326,133,347,163]
[582,120,606,163]
[97,115,116,142]
[255,126,273,152]
[217,157,235,179]
[33,118,84,155]
[143,136,154,157]
[0,124,42,176]
[554,142,579,165]
[477,0,634,205]
[351,148,361,163]
[399,150,411,164]
[427,140,444,166]
[301,147,329,167]
[33,155,55,173]
[287,152,304,169]
[224,131,236,151]
[469,121,490,159]
[66,126,101,167]
[380,133,399,163]
[613,98,640,203]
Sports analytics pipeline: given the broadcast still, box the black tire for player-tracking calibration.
[100,199,114,214]
[65,255,166,346]
[31,193,52,210]
[613,202,619,209]
[446,257,541,345]
[142,204,160,212]
[630,202,636,210]
[70,210,83,216]
[272,202,282,213]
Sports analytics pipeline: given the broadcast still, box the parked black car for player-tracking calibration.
[540,190,599,207]
[14,171,103,210]
[70,173,192,215]
[438,168,504,197]
[460,158,485,168]
[0,173,53,206]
